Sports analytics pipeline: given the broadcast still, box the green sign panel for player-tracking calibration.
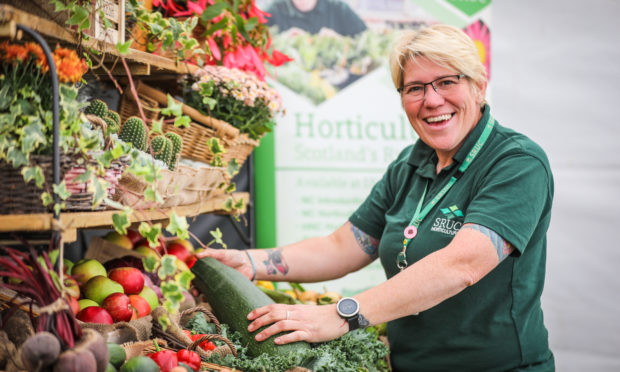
[446,0,491,17]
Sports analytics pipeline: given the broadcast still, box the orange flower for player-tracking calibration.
[0,42,28,63]
[52,46,88,83]
[24,42,49,73]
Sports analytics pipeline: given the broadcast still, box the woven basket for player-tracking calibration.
[121,81,259,168]
[0,151,128,214]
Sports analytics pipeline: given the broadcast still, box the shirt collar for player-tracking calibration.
[407,104,491,176]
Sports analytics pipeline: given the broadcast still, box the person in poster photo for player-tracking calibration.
[198,24,555,371]
[264,0,367,37]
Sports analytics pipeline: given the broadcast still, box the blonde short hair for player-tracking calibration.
[389,24,487,93]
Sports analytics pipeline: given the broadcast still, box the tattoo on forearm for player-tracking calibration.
[263,248,289,276]
[351,225,379,258]
[462,224,514,262]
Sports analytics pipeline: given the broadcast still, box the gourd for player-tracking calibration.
[191,257,311,358]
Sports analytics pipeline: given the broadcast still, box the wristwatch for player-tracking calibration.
[336,297,369,331]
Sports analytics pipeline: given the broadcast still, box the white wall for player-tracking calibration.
[492,1,620,370]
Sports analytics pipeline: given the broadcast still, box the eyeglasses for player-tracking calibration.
[398,74,466,102]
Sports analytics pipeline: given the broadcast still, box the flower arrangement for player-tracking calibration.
[0,41,115,212]
[183,65,283,140]
[135,0,292,80]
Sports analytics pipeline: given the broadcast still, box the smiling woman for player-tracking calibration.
[196,23,556,372]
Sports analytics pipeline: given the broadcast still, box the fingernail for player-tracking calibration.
[274,338,281,344]
[255,334,263,341]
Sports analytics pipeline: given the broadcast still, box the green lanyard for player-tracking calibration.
[397,116,496,271]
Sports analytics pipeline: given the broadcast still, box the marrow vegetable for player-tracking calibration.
[191,257,311,357]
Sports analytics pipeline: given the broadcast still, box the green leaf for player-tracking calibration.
[73,169,93,184]
[158,255,178,280]
[224,182,236,194]
[165,211,189,240]
[53,202,65,215]
[143,256,159,273]
[90,176,109,207]
[209,227,226,249]
[161,95,184,117]
[227,158,240,177]
[21,120,46,152]
[41,192,53,206]
[22,166,45,188]
[173,115,191,128]
[139,222,162,247]
[157,313,172,331]
[150,118,164,135]
[175,270,195,290]
[200,2,228,21]
[53,181,72,200]
[233,198,245,210]
[112,212,131,235]
[206,138,224,155]
[7,147,29,168]
[116,40,132,54]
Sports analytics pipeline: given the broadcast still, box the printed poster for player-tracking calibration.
[255,0,492,295]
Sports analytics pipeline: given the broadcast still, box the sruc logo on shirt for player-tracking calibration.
[430,205,463,236]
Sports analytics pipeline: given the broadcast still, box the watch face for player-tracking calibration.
[338,298,359,317]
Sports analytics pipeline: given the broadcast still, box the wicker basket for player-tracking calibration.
[120,81,260,168]
[0,153,125,214]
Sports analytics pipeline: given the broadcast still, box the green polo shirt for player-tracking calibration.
[349,105,554,371]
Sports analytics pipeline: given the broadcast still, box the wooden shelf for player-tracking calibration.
[0,192,249,243]
[0,5,198,76]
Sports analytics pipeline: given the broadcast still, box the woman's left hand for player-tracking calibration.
[247,303,349,344]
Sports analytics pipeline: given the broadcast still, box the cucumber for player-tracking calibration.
[191,257,311,358]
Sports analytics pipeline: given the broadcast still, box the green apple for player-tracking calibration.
[103,231,133,250]
[83,275,124,305]
[78,299,99,311]
[48,249,74,272]
[71,259,107,286]
[134,246,160,260]
[137,286,159,311]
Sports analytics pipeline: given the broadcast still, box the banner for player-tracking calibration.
[255,0,492,295]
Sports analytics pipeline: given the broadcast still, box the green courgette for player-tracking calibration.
[191,257,311,357]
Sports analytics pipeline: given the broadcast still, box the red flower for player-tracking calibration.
[268,49,293,67]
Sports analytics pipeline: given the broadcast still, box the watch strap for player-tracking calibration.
[346,312,370,331]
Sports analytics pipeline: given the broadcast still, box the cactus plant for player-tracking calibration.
[84,99,108,118]
[105,110,121,126]
[119,116,148,151]
[150,135,173,168]
[104,117,119,135]
[165,132,183,170]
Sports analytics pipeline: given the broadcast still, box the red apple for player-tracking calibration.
[166,243,191,264]
[66,295,80,315]
[125,229,143,247]
[168,238,194,252]
[101,293,133,322]
[64,277,80,299]
[129,294,151,318]
[77,306,114,324]
[108,267,144,295]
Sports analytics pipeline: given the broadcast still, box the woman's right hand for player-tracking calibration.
[194,248,255,280]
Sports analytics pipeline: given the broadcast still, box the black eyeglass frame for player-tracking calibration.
[397,74,467,96]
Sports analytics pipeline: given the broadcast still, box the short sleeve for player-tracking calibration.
[464,154,553,253]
